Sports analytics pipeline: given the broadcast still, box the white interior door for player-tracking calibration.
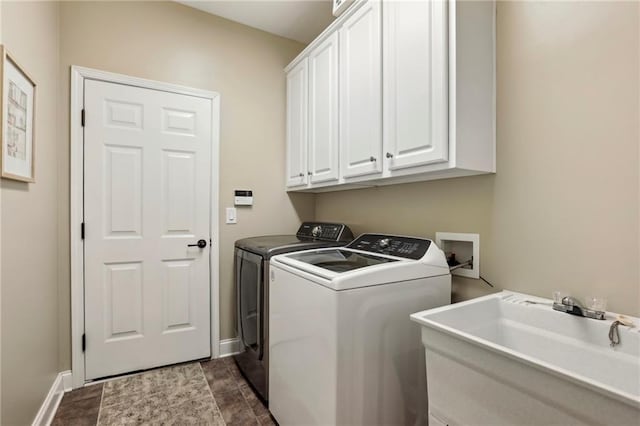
[84,79,212,380]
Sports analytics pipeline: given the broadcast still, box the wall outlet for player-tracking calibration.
[435,232,480,279]
[226,207,237,224]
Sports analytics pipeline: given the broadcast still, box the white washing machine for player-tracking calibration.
[269,233,451,425]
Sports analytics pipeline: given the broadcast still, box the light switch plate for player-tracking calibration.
[226,207,237,224]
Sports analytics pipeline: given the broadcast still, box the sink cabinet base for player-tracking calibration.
[422,328,639,426]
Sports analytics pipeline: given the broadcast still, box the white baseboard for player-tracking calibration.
[219,337,242,357]
[32,370,72,426]
[61,371,73,392]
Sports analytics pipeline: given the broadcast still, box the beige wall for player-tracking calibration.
[57,1,313,371]
[316,1,640,315]
[1,2,60,424]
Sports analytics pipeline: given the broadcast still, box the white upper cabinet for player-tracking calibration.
[339,0,382,179]
[383,0,448,171]
[284,0,496,192]
[308,32,340,184]
[285,58,308,188]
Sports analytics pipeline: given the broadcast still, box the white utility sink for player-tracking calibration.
[411,291,640,426]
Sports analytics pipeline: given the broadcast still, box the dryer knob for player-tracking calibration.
[379,238,390,248]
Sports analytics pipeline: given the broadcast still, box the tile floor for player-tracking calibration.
[52,358,275,426]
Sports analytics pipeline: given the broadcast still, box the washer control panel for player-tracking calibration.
[347,234,431,260]
[297,222,354,242]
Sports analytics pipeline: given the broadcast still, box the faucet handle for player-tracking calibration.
[585,296,607,312]
[553,291,568,305]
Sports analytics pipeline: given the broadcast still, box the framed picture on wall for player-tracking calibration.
[0,45,36,182]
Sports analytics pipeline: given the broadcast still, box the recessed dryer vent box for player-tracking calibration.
[435,232,480,279]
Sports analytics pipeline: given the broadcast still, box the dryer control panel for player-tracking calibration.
[297,222,354,242]
[347,234,431,260]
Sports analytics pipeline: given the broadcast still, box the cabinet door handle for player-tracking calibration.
[298,173,304,177]
[308,171,312,176]
[370,156,376,162]
[386,152,393,159]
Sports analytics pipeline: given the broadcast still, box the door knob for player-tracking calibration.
[370,156,376,162]
[188,239,207,249]
[298,173,304,177]
[386,152,393,158]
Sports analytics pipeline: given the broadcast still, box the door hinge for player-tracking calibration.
[81,222,85,240]
[82,334,86,352]
[81,109,85,127]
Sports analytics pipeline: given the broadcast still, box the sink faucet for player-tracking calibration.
[553,296,605,320]
[561,296,586,315]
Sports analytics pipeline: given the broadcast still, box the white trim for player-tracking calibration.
[219,338,242,358]
[210,96,221,358]
[61,371,73,392]
[70,66,85,390]
[70,66,221,389]
[70,66,219,99]
[31,371,71,426]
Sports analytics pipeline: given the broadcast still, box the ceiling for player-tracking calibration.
[176,0,336,44]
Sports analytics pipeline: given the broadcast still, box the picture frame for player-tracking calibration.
[0,45,36,183]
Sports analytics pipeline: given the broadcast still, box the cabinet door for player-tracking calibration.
[308,32,340,184]
[339,0,382,179]
[383,0,448,170]
[286,59,309,188]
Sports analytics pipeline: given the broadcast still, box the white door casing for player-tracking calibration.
[83,79,213,380]
[383,0,449,170]
[339,0,382,179]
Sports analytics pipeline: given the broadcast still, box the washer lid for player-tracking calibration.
[286,249,399,273]
[271,239,450,291]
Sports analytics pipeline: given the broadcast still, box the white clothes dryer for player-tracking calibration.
[269,233,451,426]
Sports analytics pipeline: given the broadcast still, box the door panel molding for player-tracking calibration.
[70,66,220,389]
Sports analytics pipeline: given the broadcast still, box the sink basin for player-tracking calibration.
[410,291,640,426]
